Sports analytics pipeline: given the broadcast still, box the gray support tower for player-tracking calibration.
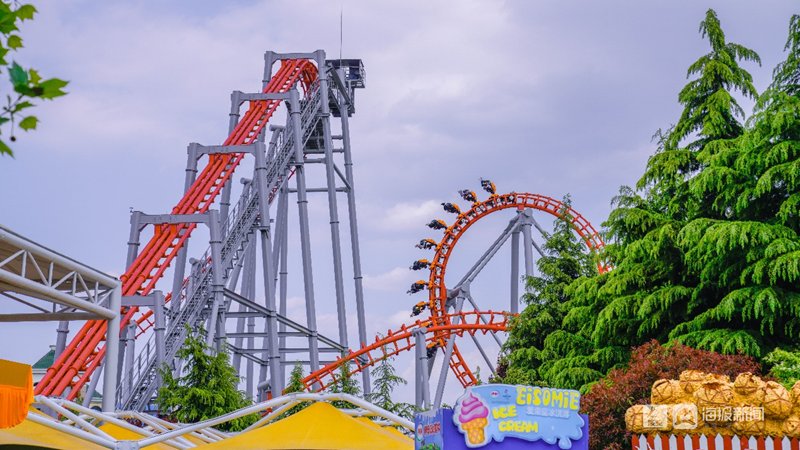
[113,51,370,411]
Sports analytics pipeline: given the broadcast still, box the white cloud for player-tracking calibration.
[377,200,442,232]
[362,267,416,292]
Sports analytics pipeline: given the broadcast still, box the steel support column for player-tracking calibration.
[277,186,289,356]
[152,290,166,381]
[171,145,199,318]
[83,363,102,408]
[125,211,143,270]
[414,327,431,411]
[510,227,520,314]
[316,50,349,351]
[231,236,255,374]
[433,295,465,409]
[521,210,535,278]
[118,210,142,386]
[288,89,320,378]
[101,284,121,412]
[219,91,243,224]
[254,140,283,395]
[206,210,225,349]
[54,320,69,360]
[338,92,370,394]
[123,322,136,401]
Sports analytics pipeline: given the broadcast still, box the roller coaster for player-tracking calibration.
[33,50,605,410]
[301,190,608,405]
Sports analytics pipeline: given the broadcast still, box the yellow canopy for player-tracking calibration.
[0,411,106,449]
[355,416,409,439]
[99,422,179,449]
[198,402,413,450]
[0,359,33,428]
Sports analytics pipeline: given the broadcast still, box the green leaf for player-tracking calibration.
[9,61,27,87]
[6,34,21,50]
[28,68,39,84]
[0,12,19,34]
[15,4,36,21]
[12,100,33,113]
[0,139,12,157]
[19,115,37,130]
[13,85,40,97]
[38,78,68,99]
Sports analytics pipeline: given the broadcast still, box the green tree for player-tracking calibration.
[277,362,310,419]
[0,1,67,156]
[596,8,761,355]
[533,9,768,393]
[637,9,759,221]
[327,360,361,409]
[668,9,760,150]
[672,12,800,357]
[157,327,256,432]
[499,195,597,387]
[366,349,414,420]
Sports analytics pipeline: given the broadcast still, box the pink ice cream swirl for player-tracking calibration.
[458,393,489,422]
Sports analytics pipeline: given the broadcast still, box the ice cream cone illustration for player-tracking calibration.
[456,392,490,445]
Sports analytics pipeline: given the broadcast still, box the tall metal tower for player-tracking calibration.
[36,51,370,410]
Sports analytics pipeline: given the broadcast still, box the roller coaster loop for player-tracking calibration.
[303,191,606,392]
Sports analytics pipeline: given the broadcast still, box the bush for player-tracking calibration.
[580,340,761,450]
[764,348,800,389]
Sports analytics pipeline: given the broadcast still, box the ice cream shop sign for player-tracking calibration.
[415,384,589,450]
[453,384,587,449]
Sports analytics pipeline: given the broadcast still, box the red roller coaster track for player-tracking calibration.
[37,54,606,402]
[36,59,319,400]
[301,192,607,392]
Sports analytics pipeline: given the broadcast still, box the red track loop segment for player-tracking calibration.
[36,59,319,400]
[429,192,608,324]
[427,192,608,387]
[301,311,513,391]
[303,192,606,392]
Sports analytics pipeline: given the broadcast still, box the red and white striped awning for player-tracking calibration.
[632,434,800,450]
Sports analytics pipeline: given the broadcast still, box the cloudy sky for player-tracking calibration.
[0,1,796,404]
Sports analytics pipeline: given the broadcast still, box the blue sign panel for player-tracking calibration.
[451,384,586,450]
[415,408,444,450]
[440,409,588,450]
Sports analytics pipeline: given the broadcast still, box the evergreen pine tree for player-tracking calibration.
[592,8,760,357]
[328,361,361,409]
[670,13,800,355]
[534,9,766,391]
[366,348,414,419]
[157,326,257,432]
[500,195,596,387]
[278,362,309,419]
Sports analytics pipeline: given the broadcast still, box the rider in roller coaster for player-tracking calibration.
[415,238,438,250]
[480,178,496,194]
[441,202,461,215]
[481,178,499,207]
[459,189,478,203]
[410,259,430,270]
[426,341,440,358]
[427,219,447,230]
[411,301,427,317]
[407,280,429,294]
